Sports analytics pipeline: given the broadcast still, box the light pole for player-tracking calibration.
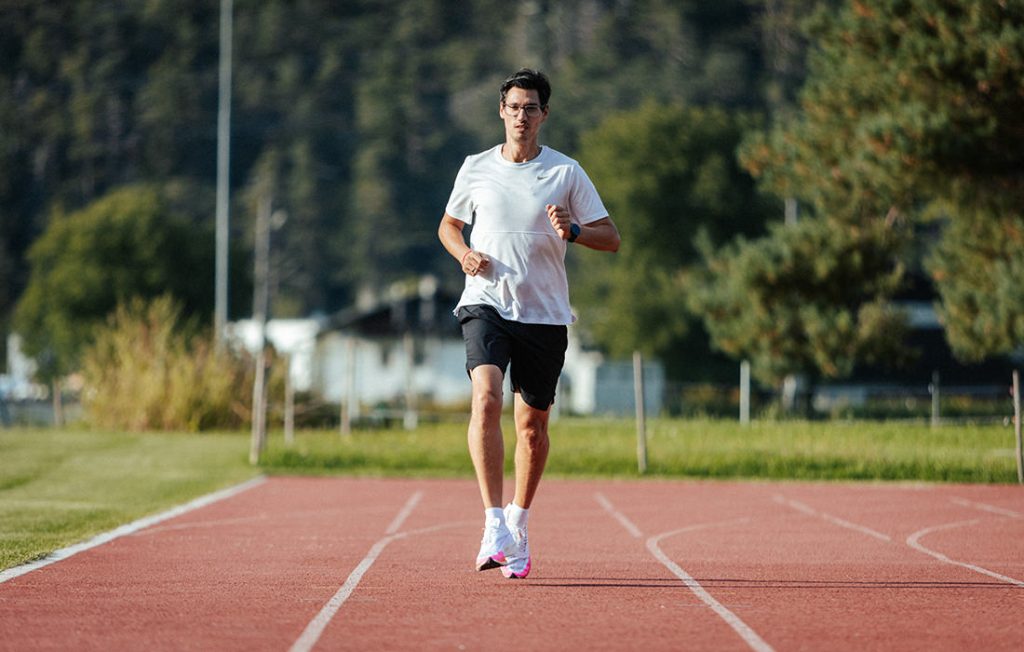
[214,0,233,346]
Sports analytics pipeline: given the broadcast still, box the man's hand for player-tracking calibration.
[461,249,490,276]
[547,204,573,240]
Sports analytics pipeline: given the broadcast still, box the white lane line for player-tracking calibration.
[906,520,1024,588]
[290,490,423,652]
[772,494,892,543]
[0,476,268,584]
[950,497,1024,519]
[132,513,271,536]
[594,492,642,538]
[386,490,423,534]
[595,493,774,652]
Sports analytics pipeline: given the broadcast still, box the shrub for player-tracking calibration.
[81,297,253,431]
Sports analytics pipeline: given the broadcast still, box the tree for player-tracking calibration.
[740,0,1024,361]
[572,103,778,378]
[13,184,217,379]
[1,0,801,343]
[689,217,911,386]
[927,204,1024,362]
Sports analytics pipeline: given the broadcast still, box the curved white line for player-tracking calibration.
[648,526,773,652]
[595,493,773,652]
[906,520,1024,587]
[0,476,268,584]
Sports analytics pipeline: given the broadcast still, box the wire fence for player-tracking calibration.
[1,371,1019,429]
[663,380,1014,424]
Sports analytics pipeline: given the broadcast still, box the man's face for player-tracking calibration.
[500,87,547,143]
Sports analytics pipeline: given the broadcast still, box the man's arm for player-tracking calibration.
[547,204,621,253]
[574,217,621,252]
[438,213,490,276]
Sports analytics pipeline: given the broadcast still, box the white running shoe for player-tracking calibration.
[501,504,531,579]
[475,516,515,571]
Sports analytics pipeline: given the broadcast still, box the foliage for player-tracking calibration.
[689,217,911,385]
[739,0,1024,361]
[12,185,215,379]
[0,0,788,336]
[742,1,1024,218]
[80,297,255,432]
[927,204,1024,361]
[572,103,778,375]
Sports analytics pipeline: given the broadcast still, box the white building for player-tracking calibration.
[227,276,665,418]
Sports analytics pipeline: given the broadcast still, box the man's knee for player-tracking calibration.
[515,411,549,449]
[470,365,504,420]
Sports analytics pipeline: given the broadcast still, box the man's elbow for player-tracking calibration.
[437,218,453,243]
[606,228,621,253]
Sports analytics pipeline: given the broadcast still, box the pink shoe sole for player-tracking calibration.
[501,558,531,579]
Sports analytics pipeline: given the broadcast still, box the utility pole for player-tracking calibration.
[214,0,233,347]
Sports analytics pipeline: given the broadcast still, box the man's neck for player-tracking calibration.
[502,141,541,163]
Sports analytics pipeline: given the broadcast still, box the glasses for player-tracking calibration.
[502,102,544,118]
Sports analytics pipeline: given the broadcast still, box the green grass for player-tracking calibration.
[2,418,1019,573]
[0,428,256,571]
[263,417,1020,483]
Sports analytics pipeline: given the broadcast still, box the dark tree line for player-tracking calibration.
[2,0,787,372]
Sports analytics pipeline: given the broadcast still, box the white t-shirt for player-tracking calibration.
[445,145,609,325]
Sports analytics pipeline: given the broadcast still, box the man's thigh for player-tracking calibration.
[458,305,512,374]
[509,321,567,411]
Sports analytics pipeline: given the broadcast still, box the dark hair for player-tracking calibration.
[499,68,551,107]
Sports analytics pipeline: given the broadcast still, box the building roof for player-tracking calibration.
[322,276,462,339]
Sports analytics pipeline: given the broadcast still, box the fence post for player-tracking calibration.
[402,332,418,430]
[284,353,295,446]
[340,337,356,436]
[633,351,648,474]
[929,370,940,428]
[1013,370,1022,485]
[740,360,751,426]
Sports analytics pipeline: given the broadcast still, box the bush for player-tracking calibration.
[81,297,254,431]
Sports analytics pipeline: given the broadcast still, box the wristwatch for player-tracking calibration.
[568,223,581,243]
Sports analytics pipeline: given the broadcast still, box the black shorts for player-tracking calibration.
[457,304,568,411]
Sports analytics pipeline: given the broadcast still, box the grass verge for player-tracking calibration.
[262,418,1019,483]
[0,428,256,571]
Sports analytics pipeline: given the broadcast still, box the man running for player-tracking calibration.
[438,68,621,579]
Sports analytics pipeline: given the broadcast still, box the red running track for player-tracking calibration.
[1,477,1022,651]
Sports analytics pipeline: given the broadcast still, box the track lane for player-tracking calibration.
[0,478,434,651]
[312,479,757,651]
[1,478,1021,651]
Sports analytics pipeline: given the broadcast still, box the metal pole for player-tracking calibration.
[633,351,648,474]
[214,0,233,347]
[1013,370,1022,484]
[740,359,751,426]
[930,370,940,428]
